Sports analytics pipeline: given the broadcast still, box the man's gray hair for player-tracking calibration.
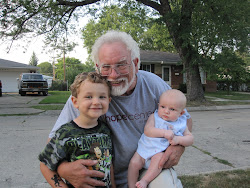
[91,30,141,69]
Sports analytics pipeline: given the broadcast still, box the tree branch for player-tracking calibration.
[137,0,163,13]
[57,0,100,6]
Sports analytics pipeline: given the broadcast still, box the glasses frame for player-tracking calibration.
[96,61,132,76]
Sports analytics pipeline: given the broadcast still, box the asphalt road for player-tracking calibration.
[0,94,250,187]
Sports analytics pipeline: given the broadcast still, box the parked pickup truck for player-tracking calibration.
[18,73,48,96]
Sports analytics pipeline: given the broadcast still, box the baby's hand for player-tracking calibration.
[164,130,174,140]
[169,136,179,145]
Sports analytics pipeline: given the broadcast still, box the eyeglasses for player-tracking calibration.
[96,62,132,76]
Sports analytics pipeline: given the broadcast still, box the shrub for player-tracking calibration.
[49,80,68,91]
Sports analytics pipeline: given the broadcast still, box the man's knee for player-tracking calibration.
[140,168,183,188]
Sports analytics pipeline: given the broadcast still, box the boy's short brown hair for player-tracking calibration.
[70,72,112,97]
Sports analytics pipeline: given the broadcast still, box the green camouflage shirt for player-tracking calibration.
[39,119,113,187]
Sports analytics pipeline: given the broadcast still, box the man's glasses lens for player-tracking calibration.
[100,64,131,76]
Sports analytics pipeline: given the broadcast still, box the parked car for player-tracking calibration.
[0,80,2,97]
[18,73,48,96]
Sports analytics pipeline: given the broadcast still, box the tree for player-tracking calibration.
[213,49,250,94]
[29,51,38,66]
[1,0,249,101]
[82,4,175,55]
[38,62,53,76]
[55,57,94,86]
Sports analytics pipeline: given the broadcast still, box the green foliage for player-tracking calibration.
[54,57,94,86]
[38,62,53,76]
[49,80,68,91]
[29,51,38,66]
[82,3,175,55]
[214,49,249,93]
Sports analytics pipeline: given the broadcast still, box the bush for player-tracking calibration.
[49,80,68,91]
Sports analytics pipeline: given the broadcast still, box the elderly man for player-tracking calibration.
[48,30,192,188]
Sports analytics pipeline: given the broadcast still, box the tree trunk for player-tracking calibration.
[184,58,205,101]
[158,0,205,101]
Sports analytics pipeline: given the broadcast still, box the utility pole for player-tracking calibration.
[63,50,66,82]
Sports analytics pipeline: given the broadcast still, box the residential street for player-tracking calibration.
[0,94,250,187]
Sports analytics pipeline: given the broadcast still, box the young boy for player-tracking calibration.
[38,72,115,188]
[128,89,194,188]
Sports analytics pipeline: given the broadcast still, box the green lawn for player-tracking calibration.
[39,91,71,104]
[180,168,250,188]
[205,91,250,100]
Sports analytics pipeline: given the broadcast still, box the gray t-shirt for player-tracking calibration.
[49,70,190,187]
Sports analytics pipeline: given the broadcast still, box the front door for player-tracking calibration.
[162,66,171,86]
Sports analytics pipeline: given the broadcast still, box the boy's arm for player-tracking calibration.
[40,162,68,188]
[144,114,174,140]
[111,164,116,188]
[169,127,194,147]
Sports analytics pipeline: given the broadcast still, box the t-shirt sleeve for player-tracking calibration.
[38,131,67,171]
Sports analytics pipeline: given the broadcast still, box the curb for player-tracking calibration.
[187,105,250,112]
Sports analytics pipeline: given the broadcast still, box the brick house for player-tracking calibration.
[139,50,216,92]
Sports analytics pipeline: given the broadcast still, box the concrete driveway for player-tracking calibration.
[0,93,250,187]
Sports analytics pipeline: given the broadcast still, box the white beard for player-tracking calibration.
[108,64,136,96]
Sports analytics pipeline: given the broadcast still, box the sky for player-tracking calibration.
[0,35,88,65]
[0,17,89,65]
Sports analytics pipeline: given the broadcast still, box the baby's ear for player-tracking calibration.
[109,97,112,102]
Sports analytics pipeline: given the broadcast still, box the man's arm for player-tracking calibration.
[40,162,68,188]
[159,117,193,169]
[144,114,174,140]
[57,160,106,188]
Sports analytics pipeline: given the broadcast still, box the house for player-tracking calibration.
[139,50,213,91]
[0,58,39,92]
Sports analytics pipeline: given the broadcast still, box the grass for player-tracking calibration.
[186,91,250,107]
[32,104,65,110]
[205,91,250,100]
[179,168,250,188]
[39,91,71,104]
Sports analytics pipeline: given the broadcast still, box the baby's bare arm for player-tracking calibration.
[169,128,194,146]
[144,114,173,139]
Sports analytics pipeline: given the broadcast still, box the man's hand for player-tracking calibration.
[158,145,185,169]
[57,159,105,188]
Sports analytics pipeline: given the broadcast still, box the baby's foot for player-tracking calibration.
[135,179,148,188]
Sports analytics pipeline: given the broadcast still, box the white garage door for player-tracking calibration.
[0,71,29,92]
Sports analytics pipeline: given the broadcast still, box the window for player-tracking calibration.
[141,64,151,72]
